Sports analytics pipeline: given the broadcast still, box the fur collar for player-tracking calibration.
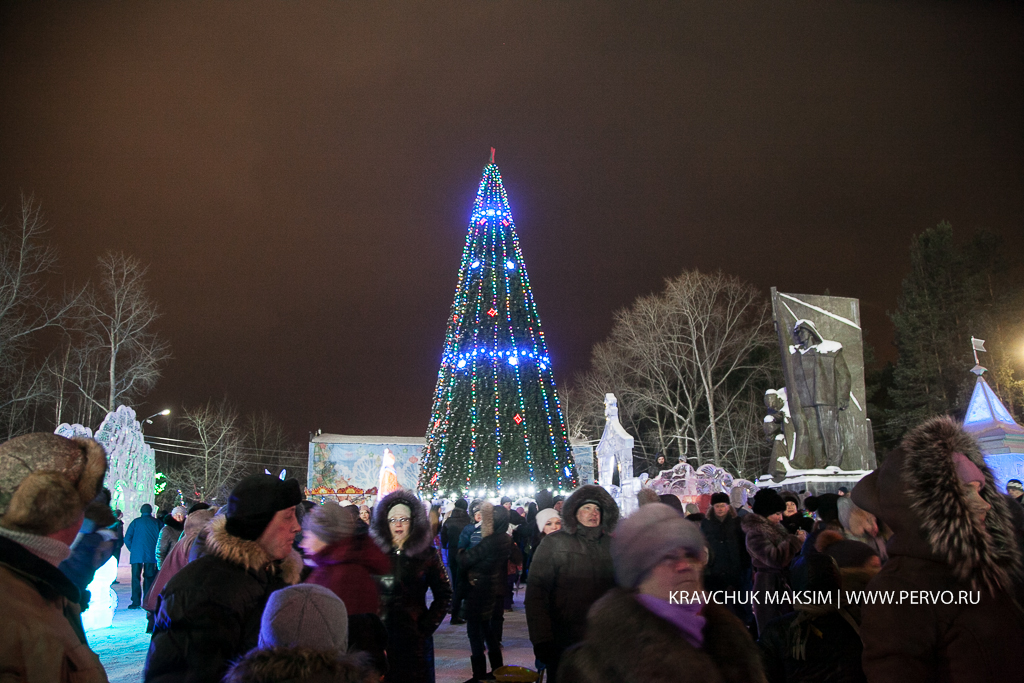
[900,416,1021,593]
[205,515,302,584]
[369,489,433,557]
[740,511,788,541]
[562,485,619,534]
[567,588,765,683]
[224,646,372,683]
[855,416,1022,594]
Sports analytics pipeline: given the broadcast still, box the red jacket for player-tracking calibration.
[305,533,392,615]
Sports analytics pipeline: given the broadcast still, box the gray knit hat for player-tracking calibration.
[258,584,349,652]
[304,501,355,544]
[611,503,705,589]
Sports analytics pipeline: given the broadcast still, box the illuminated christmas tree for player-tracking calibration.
[421,151,577,498]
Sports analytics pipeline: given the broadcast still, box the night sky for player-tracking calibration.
[1,1,1021,442]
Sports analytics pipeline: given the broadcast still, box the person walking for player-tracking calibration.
[124,503,160,609]
[144,474,304,683]
[301,500,391,675]
[459,502,519,682]
[155,506,186,569]
[0,432,111,683]
[525,485,619,683]
[370,490,452,683]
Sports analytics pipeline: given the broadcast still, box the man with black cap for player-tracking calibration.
[144,473,304,683]
[700,492,747,597]
[1007,478,1023,505]
[442,498,472,623]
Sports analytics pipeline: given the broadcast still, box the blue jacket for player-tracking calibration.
[124,514,160,564]
[458,521,482,550]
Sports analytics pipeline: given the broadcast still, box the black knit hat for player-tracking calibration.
[225,474,303,541]
[752,488,786,517]
[710,492,730,506]
[454,498,469,510]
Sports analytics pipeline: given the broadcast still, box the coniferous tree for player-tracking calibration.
[887,222,1022,439]
[421,154,576,498]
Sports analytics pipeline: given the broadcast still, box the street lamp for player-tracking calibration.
[143,409,171,425]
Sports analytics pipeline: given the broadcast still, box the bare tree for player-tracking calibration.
[0,196,79,435]
[67,252,171,415]
[243,409,307,483]
[166,400,249,505]
[575,269,777,471]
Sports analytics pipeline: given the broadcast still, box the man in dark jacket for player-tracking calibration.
[851,416,1024,682]
[701,493,747,588]
[124,503,160,609]
[144,474,304,683]
[442,498,472,623]
[525,485,619,683]
[460,502,518,681]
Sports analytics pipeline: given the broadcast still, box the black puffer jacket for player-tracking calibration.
[144,515,302,683]
[525,485,619,654]
[370,490,453,683]
[441,507,471,557]
[460,503,519,620]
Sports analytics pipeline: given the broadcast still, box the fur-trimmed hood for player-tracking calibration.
[561,485,619,535]
[852,415,1022,594]
[204,514,302,585]
[369,489,433,557]
[224,646,374,683]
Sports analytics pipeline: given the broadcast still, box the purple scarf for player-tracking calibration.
[635,593,705,648]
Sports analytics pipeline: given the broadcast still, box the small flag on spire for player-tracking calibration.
[489,147,495,164]
[971,337,986,352]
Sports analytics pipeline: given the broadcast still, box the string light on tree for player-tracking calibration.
[421,150,577,498]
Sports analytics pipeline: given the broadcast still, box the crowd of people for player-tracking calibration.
[2,414,1024,683]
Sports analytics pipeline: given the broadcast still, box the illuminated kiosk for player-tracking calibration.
[963,375,1024,492]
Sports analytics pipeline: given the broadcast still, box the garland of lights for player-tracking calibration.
[421,155,578,499]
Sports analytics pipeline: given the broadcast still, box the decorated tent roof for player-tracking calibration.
[963,376,1024,440]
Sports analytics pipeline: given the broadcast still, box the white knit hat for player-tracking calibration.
[536,507,560,533]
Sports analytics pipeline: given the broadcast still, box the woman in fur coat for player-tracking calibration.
[851,416,1024,682]
[560,503,766,683]
[371,489,453,683]
[741,488,804,633]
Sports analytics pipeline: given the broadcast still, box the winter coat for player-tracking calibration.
[144,514,302,683]
[142,508,217,613]
[526,485,619,654]
[0,534,109,683]
[757,606,865,683]
[124,513,160,564]
[781,512,813,535]
[156,517,184,569]
[700,510,747,589]
[741,513,803,629]
[304,531,392,616]
[441,508,471,556]
[851,416,1024,683]
[559,587,765,683]
[223,647,376,683]
[457,520,482,550]
[459,503,520,620]
[370,490,453,683]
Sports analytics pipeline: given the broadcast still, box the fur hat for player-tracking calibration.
[611,503,705,588]
[811,493,840,524]
[225,474,304,541]
[637,487,661,507]
[562,485,619,534]
[259,584,348,652]
[0,433,108,536]
[710,492,730,506]
[752,488,786,518]
[370,489,433,556]
[304,501,355,544]
[658,494,683,513]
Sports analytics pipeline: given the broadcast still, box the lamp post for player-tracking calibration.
[143,408,171,425]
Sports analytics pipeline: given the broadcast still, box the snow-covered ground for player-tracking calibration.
[86,557,151,683]
[86,551,538,683]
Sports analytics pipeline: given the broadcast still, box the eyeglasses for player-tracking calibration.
[388,517,411,525]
